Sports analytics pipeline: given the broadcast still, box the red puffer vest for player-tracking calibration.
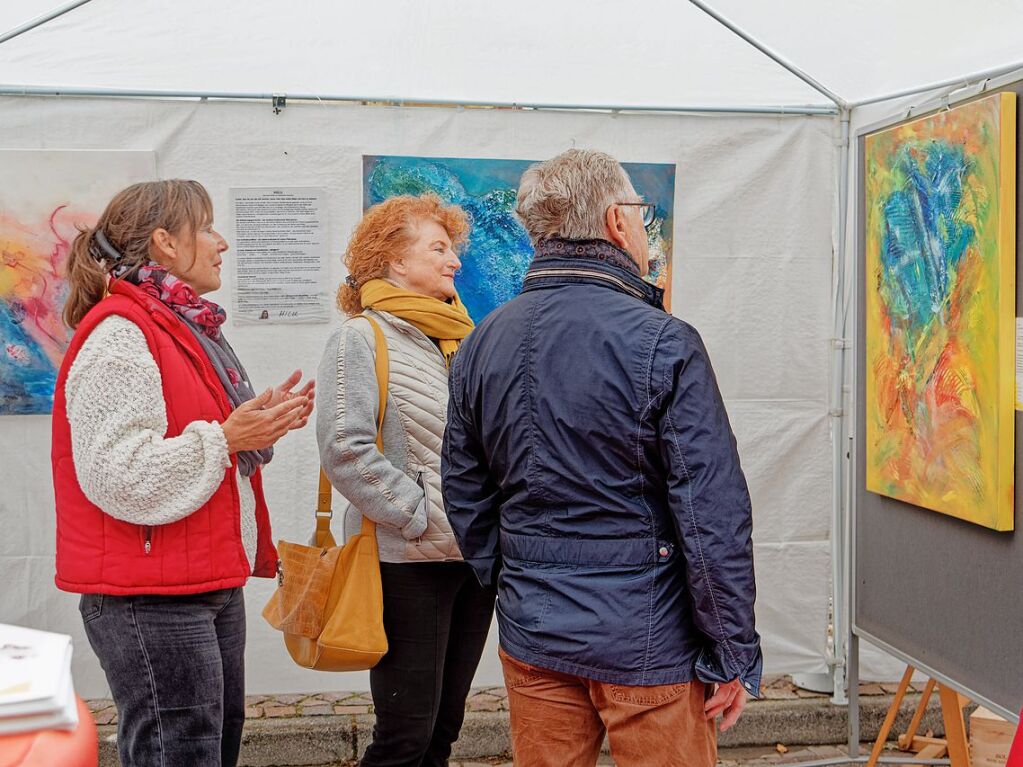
[52,280,278,595]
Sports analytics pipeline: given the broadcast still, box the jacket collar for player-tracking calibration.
[523,239,665,310]
[534,238,641,276]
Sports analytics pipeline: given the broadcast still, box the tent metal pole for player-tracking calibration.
[686,0,847,109]
[851,59,1023,107]
[0,85,837,115]
[0,0,95,46]
[828,108,852,707]
[849,633,860,757]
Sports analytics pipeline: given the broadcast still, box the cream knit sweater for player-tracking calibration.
[65,315,257,571]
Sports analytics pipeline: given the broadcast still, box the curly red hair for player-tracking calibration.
[338,194,470,316]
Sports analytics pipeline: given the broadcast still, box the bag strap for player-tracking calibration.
[314,313,390,548]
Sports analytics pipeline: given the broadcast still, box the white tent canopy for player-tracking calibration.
[2,0,1023,111]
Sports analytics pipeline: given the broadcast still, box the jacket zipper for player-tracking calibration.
[524,267,646,300]
[143,525,153,555]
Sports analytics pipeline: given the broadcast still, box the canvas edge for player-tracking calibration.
[861,132,881,498]
[995,91,1017,532]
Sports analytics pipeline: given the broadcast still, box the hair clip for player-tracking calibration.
[345,274,359,289]
[91,229,124,264]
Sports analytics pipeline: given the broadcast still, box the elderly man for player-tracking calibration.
[442,149,760,767]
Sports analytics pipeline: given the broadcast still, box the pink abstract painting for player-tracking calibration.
[0,150,155,414]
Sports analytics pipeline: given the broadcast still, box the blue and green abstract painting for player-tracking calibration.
[363,155,676,322]
[864,92,1016,530]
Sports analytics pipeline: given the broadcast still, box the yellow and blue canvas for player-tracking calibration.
[865,93,1016,530]
[363,155,675,322]
[0,208,74,415]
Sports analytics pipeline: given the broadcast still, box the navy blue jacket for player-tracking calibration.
[442,240,762,694]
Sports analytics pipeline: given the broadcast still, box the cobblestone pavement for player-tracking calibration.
[89,677,910,766]
[85,675,921,726]
[450,746,859,765]
[296,744,870,766]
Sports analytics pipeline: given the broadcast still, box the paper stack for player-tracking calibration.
[0,624,79,736]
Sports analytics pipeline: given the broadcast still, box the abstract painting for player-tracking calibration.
[363,155,676,322]
[864,93,1016,530]
[0,151,155,415]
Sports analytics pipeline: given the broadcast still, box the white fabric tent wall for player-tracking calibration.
[0,95,836,697]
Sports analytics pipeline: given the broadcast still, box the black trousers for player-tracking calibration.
[361,561,497,767]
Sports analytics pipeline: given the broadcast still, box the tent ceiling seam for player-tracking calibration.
[0,0,95,47]
[851,59,1023,108]
[686,0,848,110]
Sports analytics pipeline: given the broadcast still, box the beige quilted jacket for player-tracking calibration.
[316,309,463,563]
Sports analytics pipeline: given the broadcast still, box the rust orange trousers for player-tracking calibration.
[500,648,717,767]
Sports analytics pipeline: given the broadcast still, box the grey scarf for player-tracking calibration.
[181,322,273,477]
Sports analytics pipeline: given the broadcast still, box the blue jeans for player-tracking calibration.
[80,587,246,767]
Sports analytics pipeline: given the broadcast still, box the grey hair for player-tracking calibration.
[515,149,635,244]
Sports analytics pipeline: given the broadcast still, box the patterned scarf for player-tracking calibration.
[112,262,271,476]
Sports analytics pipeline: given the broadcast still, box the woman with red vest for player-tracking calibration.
[51,180,313,767]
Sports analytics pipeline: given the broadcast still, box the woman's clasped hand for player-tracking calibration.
[221,370,315,454]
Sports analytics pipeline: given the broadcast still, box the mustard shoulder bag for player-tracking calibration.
[262,314,389,671]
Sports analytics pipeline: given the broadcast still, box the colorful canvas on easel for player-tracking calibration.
[0,150,155,415]
[865,93,1016,531]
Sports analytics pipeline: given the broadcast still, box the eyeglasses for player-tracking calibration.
[616,202,657,229]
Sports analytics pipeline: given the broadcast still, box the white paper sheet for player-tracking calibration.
[231,187,330,324]
[1016,318,1023,410]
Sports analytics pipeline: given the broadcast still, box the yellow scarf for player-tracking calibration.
[360,279,474,367]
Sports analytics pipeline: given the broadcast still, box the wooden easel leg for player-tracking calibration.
[938,683,972,767]
[900,683,937,748]
[866,666,915,767]
[899,678,937,750]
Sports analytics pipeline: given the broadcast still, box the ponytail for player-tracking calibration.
[62,228,109,329]
[337,277,364,317]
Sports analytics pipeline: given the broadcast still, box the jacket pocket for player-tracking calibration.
[404,468,463,560]
[498,647,548,689]
[503,562,651,666]
[416,470,431,519]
